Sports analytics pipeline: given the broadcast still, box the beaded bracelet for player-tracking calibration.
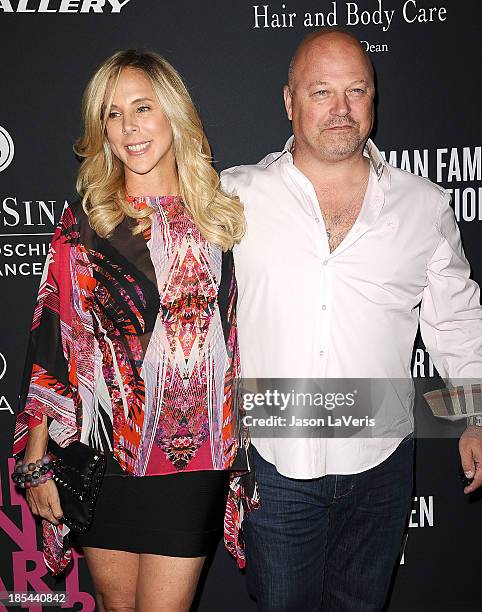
[11,455,54,489]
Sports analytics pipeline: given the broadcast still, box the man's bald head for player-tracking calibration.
[287,28,374,92]
[283,27,375,164]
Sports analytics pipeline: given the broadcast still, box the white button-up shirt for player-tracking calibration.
[221,138,482,478]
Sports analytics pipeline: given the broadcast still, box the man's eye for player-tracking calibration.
[314,90,328,97]
[137,105,150,113]
[351,88,367,94]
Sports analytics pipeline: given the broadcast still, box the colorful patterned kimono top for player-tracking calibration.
[13,196,258,574]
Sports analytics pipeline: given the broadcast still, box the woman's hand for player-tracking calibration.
[21,415,63,524]
[25,479,63,525]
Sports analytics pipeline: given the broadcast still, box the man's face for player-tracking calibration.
[284,35,375,163]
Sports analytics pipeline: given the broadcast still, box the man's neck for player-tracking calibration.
[292,146,370,191]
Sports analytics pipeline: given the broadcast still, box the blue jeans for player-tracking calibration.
[244,437,414,612]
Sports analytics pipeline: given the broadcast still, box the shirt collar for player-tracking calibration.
[278,135,389,182]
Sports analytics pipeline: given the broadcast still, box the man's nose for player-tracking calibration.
[331,92,351,117]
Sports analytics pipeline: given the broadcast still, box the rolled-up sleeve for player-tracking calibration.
[420,192,482,417]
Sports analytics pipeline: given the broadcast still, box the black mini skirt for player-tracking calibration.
[71,454,229,557]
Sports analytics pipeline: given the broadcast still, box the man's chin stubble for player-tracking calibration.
[318,132,362,160]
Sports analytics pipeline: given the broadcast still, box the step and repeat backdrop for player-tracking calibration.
[0,1,481,610]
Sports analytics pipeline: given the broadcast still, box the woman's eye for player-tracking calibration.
[137,105,150,113]
[108,111,120,119]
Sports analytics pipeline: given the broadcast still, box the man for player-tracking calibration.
[221,29,482,612]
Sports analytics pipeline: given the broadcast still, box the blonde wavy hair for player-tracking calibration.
[74,50,245,250]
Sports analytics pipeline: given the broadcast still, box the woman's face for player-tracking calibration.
[104,67,176,182]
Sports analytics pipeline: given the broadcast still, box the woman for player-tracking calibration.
[12,50,257,611]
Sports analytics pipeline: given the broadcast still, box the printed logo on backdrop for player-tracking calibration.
[400,495,434,564]
[412,349,436,378]
[0,126,14,173]
[0,352,13,415]
[0,353,6,381]
[380,146,482,223]
[0,199,67,277]
[0,459,96,609]
[0,0,132,12]
[252,2,449,53]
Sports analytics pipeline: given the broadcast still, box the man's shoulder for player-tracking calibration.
[220,151,284,192]
[387,163,447,202]
[220,162,263,185]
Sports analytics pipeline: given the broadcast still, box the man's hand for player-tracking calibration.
[459,425,482,494]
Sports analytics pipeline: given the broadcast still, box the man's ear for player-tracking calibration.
[283,85,293,121]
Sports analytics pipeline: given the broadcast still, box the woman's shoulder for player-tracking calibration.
[59,200,95,244]
[64,199,87,224]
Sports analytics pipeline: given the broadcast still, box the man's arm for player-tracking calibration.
[420,191,482,493]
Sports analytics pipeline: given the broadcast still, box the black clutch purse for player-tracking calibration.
[47,439,106,533]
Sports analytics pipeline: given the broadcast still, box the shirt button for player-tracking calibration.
[321,305,327,311]
[323,260,329,266]
[314,217,320,223]
[319,350,325,357]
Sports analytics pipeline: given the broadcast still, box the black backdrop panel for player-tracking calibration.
[1,2,481,610]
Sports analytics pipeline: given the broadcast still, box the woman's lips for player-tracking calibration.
[125,141,152,155]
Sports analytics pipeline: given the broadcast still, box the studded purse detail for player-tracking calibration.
[47,439,107,533]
